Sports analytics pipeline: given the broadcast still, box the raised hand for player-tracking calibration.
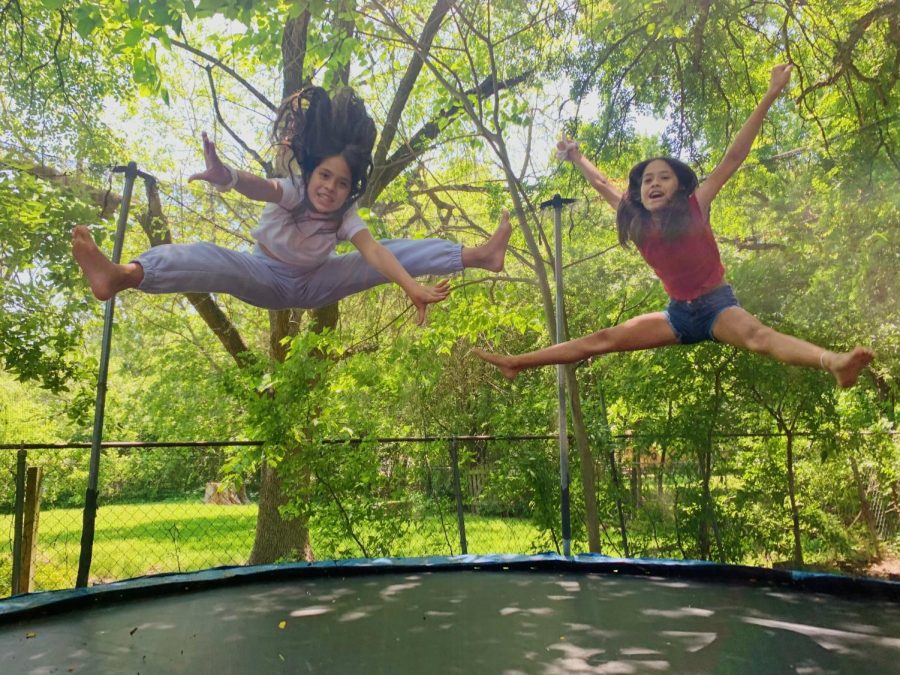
[187,132,233,186]
[409,279,451,325]
[555,136,581,162]
[768,63,793,95]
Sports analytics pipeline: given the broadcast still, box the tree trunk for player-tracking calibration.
[849,451,882,560]
[784,430,804,568]
[247,0,360,564]
[596,381,628,556]
[697,448,711,560]
[706,374,724,561]
[566,365,602,552]
[249,462,313,564]
[657,399,672,500]
[249,305,338,565]
[697,444,724,562]
[281,6,312,98]
[606,443,628,556]
[631,443,641,509]
[673,485,686,558]
[657,443,666,500]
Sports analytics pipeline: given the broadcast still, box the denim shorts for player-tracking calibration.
[664,284,740,345]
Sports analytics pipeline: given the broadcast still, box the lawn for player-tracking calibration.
[0,502,546,597]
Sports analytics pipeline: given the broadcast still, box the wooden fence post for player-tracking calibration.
[449,439,468,555]
[17,466,43,594]
[10,449,26,595]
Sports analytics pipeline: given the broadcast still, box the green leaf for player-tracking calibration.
[154,28,172,49]
[73,5,103,38]
[123,25,144,47]
[132,55,148,82]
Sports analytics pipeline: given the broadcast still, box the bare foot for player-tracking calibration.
[825,347,874,388]
[71,226,141,300]
[464,209,512,272]
[473,347,520,380]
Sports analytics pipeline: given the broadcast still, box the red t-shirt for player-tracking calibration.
[635,194,725,301]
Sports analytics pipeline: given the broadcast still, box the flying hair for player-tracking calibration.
[271,86,377,211]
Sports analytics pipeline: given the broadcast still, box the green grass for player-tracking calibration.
[3,501,890,599]
[0,502,258,595]
[0,502,545,597]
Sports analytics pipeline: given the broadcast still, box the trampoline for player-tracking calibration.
[2,554,899,674]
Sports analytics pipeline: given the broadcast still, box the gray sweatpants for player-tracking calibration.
[136,239,464,310]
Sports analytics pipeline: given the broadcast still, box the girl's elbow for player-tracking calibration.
[724,149,749,166]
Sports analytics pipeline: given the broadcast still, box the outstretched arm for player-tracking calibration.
[695,64,793,214]
[350,229,450,325]
[188,132,283,203]
[557,139,623,210]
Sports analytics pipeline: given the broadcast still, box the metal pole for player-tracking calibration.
[11,447,26,594]
[449,439,468,555]
[76,162,139,588]
[540,194,575,557]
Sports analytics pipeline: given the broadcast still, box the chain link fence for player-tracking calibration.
[1,436,562,597]
[3,431,898,598]
[1,444,256,595]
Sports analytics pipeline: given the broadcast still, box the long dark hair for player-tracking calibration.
[616,157,699,246]
[272,86,376,214]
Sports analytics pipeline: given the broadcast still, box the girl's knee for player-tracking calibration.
[585,327,618,353]
[744,325,775,354]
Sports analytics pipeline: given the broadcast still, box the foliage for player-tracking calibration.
[0,162,102,391]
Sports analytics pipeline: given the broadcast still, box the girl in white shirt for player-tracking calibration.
[73,86,511,325]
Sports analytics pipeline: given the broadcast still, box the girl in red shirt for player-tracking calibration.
[476,64,872,388]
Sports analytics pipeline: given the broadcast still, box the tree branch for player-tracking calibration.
[170,37,276,112]
[795,1,898,104]
[373,0,451,169]
[204,66,274,177]
[281,5,311,99]
[139,174,252,366]
[365,72,529,202]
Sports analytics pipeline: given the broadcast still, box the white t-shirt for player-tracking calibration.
[251,176,367,268]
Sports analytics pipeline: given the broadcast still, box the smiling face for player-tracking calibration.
[639,159,680,213]
[307,154,353,213]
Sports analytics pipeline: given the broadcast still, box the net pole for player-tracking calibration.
[540,194,576,557]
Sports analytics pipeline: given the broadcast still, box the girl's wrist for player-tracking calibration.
[213,166,239,192]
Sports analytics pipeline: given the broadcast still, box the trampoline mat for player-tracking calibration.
[2,570,900,673]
